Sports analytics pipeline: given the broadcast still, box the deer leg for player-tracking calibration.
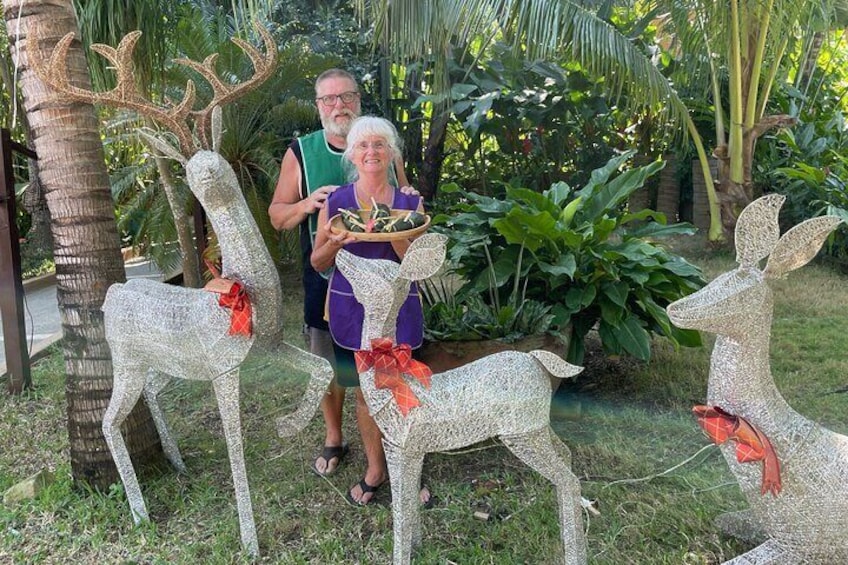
[501,427,587,565]
[383,440,424,565]
[212,368,258,557]
[102,361,149,524]
[141,371,186,473]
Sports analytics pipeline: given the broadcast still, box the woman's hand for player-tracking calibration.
[324,219,357,250]
[311,212,356,272]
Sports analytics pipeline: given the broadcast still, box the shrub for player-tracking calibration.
[427,151,704,365]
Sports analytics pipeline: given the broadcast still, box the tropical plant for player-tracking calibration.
[357,0,723,240]
[434,41,627,193]
[751,41,848,258]
[429,151,704,365]
[658,0,846,237]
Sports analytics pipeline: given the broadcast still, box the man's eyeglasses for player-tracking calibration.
[316,91,360,106]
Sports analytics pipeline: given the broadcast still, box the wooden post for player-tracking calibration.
[0,128,38,393]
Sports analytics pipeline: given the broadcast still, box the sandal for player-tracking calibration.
[311,442,349,478]
[346,478,385,506]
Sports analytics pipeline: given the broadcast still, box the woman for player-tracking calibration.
[311,116,427,506]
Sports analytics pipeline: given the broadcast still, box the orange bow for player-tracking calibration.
[693,405,781,496]
[218,281,253,337]
[204,260,252,337]
[355,338,432,416]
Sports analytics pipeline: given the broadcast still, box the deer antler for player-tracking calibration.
[174,21,277,148]
[32,31,198,156]
[31,22,277,156]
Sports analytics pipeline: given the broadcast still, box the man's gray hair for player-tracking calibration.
[315,68,358,93]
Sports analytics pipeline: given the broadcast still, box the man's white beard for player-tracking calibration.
[323,110,357,138]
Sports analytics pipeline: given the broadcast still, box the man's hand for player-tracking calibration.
[302,185,339,215]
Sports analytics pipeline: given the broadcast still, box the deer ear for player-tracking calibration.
[138,128,187,165]
[398,234,447,281]
[764,215,842,278]
[735,194,784,268]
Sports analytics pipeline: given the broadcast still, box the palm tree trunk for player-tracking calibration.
[153,154,201,288]
[3,0,163,489]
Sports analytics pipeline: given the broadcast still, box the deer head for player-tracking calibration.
[667,194,841,337]
[335,234,447,347]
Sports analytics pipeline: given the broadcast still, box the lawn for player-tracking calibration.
[1,242,847,564]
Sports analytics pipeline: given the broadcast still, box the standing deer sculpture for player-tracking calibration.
[33,27,334,556]
[334,234,587,565]
[667,194,848,564]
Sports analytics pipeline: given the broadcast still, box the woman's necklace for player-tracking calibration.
[355,181,393,209]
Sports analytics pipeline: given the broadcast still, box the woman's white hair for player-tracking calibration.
[343,116,402,162]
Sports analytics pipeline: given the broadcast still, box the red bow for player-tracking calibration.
[693,405,781,496]
[218,281,253,337]
[355,338,432,416]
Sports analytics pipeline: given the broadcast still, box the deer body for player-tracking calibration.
[35,28,334,557]
[335,235,587,565]
[667,195,848,564]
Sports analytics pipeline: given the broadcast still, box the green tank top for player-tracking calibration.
[299,130,346,247]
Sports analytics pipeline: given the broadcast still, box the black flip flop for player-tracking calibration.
[346,478,385,506]
[311,442,349,477]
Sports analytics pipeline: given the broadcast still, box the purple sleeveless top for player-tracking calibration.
[326,183,423,350]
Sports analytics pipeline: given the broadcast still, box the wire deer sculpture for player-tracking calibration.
[667,194,848,564]
[33,26,333,556]
[334,234,587,565]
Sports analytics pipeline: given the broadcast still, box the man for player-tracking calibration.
[269,69,416,504]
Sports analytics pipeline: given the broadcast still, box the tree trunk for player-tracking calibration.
[0,27,51,256]
[398,69,423,185]
[3,0,162,489]
[418,111,449,201]
[153,154,201,287]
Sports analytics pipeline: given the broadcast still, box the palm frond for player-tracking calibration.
[360,0,692,137]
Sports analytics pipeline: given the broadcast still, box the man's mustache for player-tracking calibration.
[333,109,357,119]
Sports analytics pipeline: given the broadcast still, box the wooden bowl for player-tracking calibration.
[329,209,431,242]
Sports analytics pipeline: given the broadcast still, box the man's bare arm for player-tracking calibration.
[268,148,339,231]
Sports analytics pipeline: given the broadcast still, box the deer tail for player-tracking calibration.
[529,350,583,381]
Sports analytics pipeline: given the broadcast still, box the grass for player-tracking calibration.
[2,246,848,564]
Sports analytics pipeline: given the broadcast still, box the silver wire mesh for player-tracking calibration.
[667,195,848,564]
[336,235,588,565]
[101,150,332,557]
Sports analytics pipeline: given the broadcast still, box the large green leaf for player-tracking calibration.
[506,186,560,215]
[599,295,625,326]
[626,222,698,239]
[576,150,635,197]
[576,160,665,222]
[538,253,577,278]
[603,280,629,307]
[492,209,558,252]
[601,315,651,361]
[565,284,597,310]
[545,181,573,206]
[636,294,673,337]
[669,326,703,347]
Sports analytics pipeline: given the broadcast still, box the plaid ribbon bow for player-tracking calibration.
[355,338,432,416]
[693,405,782,496]
[218,281,253,337]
